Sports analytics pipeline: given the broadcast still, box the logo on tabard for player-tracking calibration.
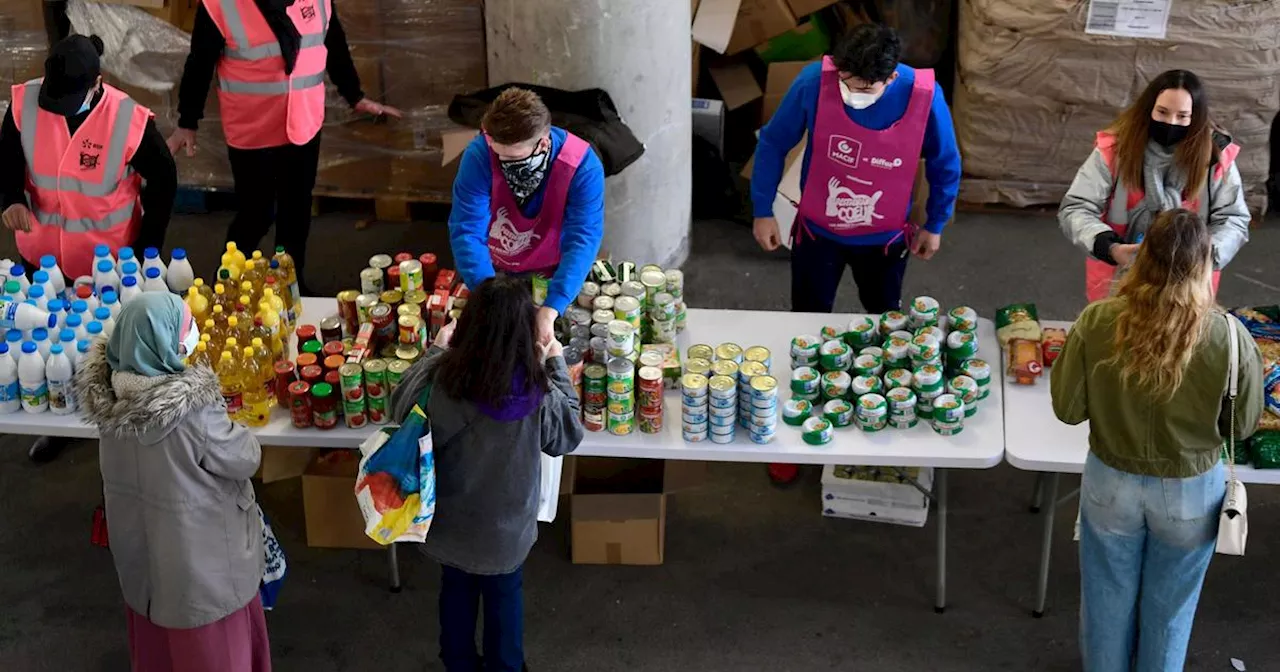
[488,207,541,258]
[869,156,904,170]
[827,135,862,167]
[79,152,100,170]
[824,177,884,228]
[300,3,316,20]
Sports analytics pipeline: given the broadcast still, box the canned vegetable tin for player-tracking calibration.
[948,306,979,333]
[601,282,622,298]
[909,296,940,329]
[614,295,642,329]
[399,260,424,293]
[821,371,852,399]
[853,353,884,378]
[960,359,992,398]
[791,366,820,395]
[933,394,965,424]
[819,339,852,372]
[637,366,665,408]
[884,368,914,391]
[583,407,606,432]
[355,293,379,325]
[607,411,635,436]
[395,345,421,363]
[368,254,392,277]
[640,270,666,303]
[387,359,410,394]
[363,359,389,398]
[688,344,714,362]
[607,357,636,394]
[338,362,364,397]
[783,399,812,425]
[844,316,878,348]
[577,281,601,309]
[880,311,909,335]
[802,417,834,445]
[820,325,843,342]
[948,376,980,416]
[664,268,684,296]
[360,267,384,296]
[823,399,854,427]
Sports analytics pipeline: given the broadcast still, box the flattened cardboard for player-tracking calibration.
[725,0,796,55]
[301,451,380,550]
[708,61,763,111]
[692,0,744,54]
[762,59,816,122]
[784,0,838,19]
[441,128,480,166]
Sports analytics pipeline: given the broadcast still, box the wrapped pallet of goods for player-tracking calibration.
[954,0,1280,215]
[21,0,487,202]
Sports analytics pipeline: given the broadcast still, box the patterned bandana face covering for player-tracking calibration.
[499,137,552,207]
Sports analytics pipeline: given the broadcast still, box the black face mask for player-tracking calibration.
[1149,120,1189,148]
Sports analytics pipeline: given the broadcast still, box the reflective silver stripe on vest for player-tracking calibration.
[33,200,136,233]
[18,80,140,198]
[220,0,328,60]
[1108,180,1211,227]
[217,71,326,95]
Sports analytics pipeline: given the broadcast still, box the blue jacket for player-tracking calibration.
[448,127,605,314]
[750,63,962,245]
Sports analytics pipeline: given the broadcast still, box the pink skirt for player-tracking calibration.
[126,595,272,672]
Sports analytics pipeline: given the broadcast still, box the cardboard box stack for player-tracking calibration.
[0,0,486,202]
[955,0,1280,214]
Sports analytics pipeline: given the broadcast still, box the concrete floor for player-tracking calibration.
[0,208,1277,671]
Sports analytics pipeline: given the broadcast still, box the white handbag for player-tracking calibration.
[1216,315,1248,556]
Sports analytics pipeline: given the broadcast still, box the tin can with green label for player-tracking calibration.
[823,399,854,427]
[880,311,909,336]
[819,339,852,372]
[948,306,979,333]
[909,296,940,330]
[933,394,965,424]
[853,353,884,379]
[387,359,410,394]
[844,316,878,349]
[362,359,389,398]
[802,417,834,445]
[821,371,851,400]
[884,368,914,391]
[783,399,812,426]
[614,295,642,330]
[791,366,820,395]
[531,274,549,307]
[960,359,992,399]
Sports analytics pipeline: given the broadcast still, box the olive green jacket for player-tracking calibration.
[1051,298,1264,478]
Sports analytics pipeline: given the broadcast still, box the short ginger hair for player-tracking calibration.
[481,87,551,145]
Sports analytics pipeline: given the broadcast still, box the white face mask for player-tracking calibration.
[180,319,200,357]
[840,79,883,110]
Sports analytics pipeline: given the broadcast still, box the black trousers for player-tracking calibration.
[226,133,321,284]
[790,234,908,314]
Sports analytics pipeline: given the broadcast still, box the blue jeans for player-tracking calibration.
[439,564,524,672]
[1079,453,1225,672]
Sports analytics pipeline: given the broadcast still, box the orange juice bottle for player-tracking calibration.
[240,345,270,427]
[216,350,244,421]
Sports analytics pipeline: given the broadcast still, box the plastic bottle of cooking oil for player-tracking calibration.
[272,246,301,315]
[250,337,274,395]
[186,285,209,325]
[240,279,259,310]
[193,277,215,309]
[255,300,282,348]
[240,345,270,427]
[251,315,283,363]
[189,340,212,369]
[224,242,247,274]
[242,260,266,300]
[212,282,230,312]
[211,304,229,342]
[261,288,285,334]
[264,272,295,330]
[227,315,251,347]
[216,350,244,421]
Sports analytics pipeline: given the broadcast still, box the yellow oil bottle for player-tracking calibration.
[216,350,244,421]
[186,286,209,325]
[240,345,271,427]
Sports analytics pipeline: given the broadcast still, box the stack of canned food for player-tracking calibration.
[335,360,391,429]
[680,342,777,444]
[783,298,986,439]
[581,362,607,432]
[578,261,687,349]
[276,328,412,432]
[681,373,710,442]
[606,357,637,435]
[931,393,966,436]
[636,364,665,434]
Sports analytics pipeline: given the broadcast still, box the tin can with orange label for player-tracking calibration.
[337,290,360,337]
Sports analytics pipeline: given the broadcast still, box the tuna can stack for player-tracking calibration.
[707,374,737,444]
[679,342,776,444]
[784,299,986,438]
[682,373,709,442]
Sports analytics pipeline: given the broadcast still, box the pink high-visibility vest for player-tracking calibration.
[10,80,151,279]
[203,0,330,150]
[486,133,590,274]
[1083,131,1235,302]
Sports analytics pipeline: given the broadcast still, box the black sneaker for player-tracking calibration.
[28,436,69,463]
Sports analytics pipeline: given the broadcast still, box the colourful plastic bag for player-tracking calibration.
[354,383,436,544]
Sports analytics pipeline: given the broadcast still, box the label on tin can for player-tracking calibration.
[360,267,384,296]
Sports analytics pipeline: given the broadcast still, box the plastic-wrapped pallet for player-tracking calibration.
[954,0,1280,215]
[67,0,191,93]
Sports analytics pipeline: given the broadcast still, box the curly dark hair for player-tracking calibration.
[832,24,902,83]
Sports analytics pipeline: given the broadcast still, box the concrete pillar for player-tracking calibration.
[486,0,692,268]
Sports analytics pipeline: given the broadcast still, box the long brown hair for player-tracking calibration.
[433,275,549,407]
[1106,209,1217,400]
[1105,70,1217,198]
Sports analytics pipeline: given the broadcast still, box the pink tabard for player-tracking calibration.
[487,132,590,272]
[796,57,933,239]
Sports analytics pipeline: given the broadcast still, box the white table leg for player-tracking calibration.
[1033,472,1060,617]
[388,543,402,593]
[1030,472,1045,513]
[935,468,948,614]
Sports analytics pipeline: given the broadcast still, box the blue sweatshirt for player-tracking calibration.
[750,62,962,246]
[448,127,605,314]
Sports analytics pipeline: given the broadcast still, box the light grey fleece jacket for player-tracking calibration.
[1058,135,1250,268]
[390,346,584,575]
[76,341,263,629]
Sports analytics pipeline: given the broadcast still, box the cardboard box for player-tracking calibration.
[821,465,932,527]
[301,451,381,550]
[568,457,705,566]
[707,61,762,111]
[784,0,838,18]
[762,59,815,122]
[693,0,796,55]
[691,98,726,156]
[255,446,317,484]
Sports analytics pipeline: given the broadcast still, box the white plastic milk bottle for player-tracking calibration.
[119,276,142,305]
[39,255,66,299]
[18,341,47,413]
[143,267,168,292]
[0,343,19,413]
[166,248,195,293]
[142,247,167,280]
[0,298,54,331]
[94,260,120,298]
[46,344,74,415]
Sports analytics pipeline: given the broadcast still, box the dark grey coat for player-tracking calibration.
[391,346,584,575]
[77,342,263,629]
